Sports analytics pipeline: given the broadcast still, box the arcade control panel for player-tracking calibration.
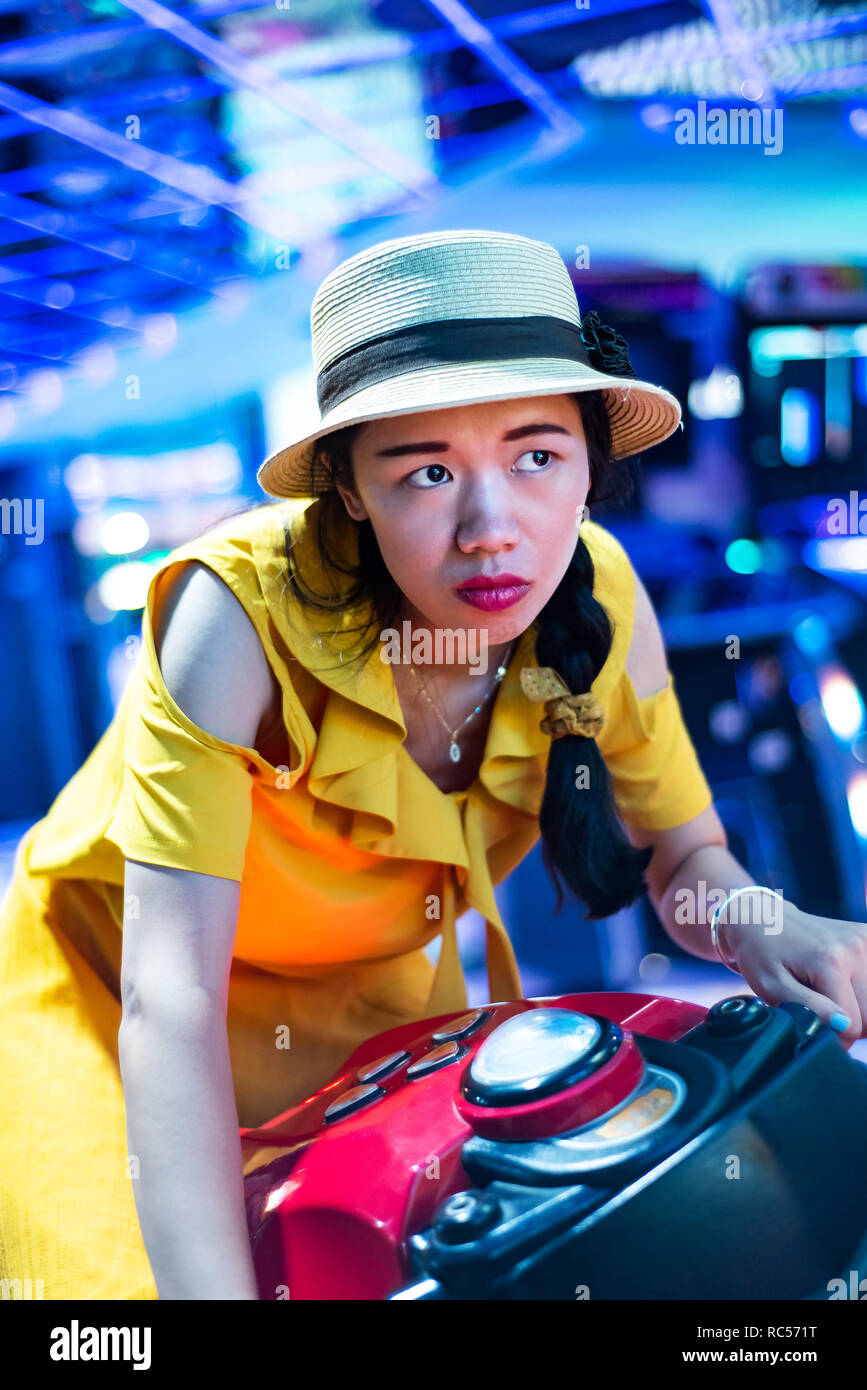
[240,993,867,1300]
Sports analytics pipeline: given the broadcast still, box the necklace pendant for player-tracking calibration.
[449,740,461,763]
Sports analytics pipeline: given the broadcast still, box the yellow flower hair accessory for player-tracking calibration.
[519,666,605,740]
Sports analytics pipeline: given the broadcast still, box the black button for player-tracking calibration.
[406,1041,464,1079]
[431,1009,491,1043]
[356,1049,411,1084]
[436,1191,502,1245]
[706,995,769,1037]
[779,1001,824,1045]
[322,1083,384,1123]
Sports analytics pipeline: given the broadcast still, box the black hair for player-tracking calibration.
[282,390,653,920]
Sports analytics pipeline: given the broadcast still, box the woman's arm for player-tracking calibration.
[621,568,737,956]
[628,808,764,964]
[118,560,276,1298]
[622,570,867,1046]
[628,812,867,1047]
[119,860,259,1300]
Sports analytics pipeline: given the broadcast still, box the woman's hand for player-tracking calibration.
[722,897,867,1049]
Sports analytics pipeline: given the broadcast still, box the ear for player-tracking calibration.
[333,479,369,523]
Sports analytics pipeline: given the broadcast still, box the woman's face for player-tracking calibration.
[334,393,591,654]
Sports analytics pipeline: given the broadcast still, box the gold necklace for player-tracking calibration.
[406,640,516,764]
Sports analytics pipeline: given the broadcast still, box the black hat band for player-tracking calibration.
[316,314,596,415]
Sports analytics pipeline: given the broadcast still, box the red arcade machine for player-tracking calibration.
[240,991,867,1301]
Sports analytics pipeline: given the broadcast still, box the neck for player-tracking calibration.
[393,603,516,680]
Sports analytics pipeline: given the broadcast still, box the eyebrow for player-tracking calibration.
[373,422,575,458]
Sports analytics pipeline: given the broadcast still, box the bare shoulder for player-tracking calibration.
[152,559,276,748]
[624,568,670,699]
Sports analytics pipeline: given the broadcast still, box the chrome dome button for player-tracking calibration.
[462,1008,610,1106]
[457,1008,642,1141]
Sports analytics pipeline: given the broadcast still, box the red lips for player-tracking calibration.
[457,573,530,590]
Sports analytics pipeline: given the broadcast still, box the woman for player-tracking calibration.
[1,229,865,1302]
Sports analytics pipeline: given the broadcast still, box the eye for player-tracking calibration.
[514,448,554,472]
[405,462,452,488]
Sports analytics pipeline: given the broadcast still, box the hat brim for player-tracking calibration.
[257,357,682,499]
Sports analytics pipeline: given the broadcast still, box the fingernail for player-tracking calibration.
[829,1012,850,1032]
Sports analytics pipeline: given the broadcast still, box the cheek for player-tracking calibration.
[527,482,589,604]
[537,490,588,553]
[370,505,441,582]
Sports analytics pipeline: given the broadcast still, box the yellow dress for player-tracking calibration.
[0,497,712,1300]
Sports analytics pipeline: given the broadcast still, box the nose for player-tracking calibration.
[455,481,521,554]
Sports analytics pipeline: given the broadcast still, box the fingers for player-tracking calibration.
[769,965,861,1048]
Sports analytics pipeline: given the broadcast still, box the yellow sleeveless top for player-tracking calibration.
[10,498,711,1127]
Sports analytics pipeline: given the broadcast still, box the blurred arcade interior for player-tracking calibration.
[0,0,866,1043]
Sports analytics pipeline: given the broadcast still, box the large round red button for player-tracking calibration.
[455,1006,644,1140]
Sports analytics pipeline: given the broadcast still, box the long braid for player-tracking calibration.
[530,318,655,918]
[534,532,653,918]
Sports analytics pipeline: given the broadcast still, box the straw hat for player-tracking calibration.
[257,229,682,499]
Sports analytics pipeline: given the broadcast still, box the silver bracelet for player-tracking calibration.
[709,885,785,974]
[709,898,741,974]
[711,884,783,973]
